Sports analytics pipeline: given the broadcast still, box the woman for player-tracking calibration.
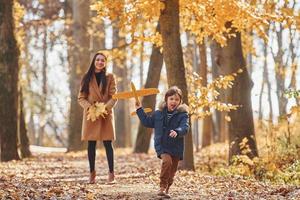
[78,52,117,184]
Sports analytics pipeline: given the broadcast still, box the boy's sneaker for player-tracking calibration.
[165,185,170,194]
[157,189,171,199]
[158,190,165,196]
[165,185,171,198]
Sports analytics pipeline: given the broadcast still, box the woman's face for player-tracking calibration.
[94,54,106,72]
[166,94,181,112]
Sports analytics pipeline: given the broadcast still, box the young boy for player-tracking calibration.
[135,86,189,198]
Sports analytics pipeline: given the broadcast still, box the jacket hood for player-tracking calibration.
[158,102,189,113]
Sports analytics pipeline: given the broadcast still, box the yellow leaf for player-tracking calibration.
[237,69,243,73]
[87,193,95,200]
[225,115,231,122]
[87,102,107,122]
[290,106,300,115]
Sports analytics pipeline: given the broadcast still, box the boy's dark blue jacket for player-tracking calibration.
[136,102,189,160]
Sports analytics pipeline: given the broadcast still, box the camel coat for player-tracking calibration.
[78,73,117,141]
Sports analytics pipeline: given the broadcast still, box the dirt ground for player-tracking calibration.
[1,148,299,200]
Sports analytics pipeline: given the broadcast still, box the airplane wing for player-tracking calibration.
[112,88,159,99]
[112,91,135,99]
[136,88,159,96]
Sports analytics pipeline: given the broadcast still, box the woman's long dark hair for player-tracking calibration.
[80,52,107,95]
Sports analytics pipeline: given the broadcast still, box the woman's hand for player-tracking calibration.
[169,130,178,138]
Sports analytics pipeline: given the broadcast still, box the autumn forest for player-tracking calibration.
[0,0,300,199]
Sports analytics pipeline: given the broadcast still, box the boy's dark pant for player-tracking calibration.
[160,153,180,190]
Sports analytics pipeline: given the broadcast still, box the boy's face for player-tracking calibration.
[167,94,181,112]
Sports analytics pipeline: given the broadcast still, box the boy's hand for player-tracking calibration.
[135,101,142,109]
[169,130,177,138]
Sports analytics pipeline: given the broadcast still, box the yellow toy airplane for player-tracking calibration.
[112,82,159,116]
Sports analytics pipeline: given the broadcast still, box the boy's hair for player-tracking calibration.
[164,86,183,103]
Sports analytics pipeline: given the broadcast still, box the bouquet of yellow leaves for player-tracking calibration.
[87,102,108,122]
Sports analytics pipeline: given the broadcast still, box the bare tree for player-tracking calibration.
[199,41,213,147]
[19,88,31,158]
[159,0,194,170]
[134,23,163,153]
[211,41,228,143]
[68,0,90,151]
[271,23,287,117]
[213,22,258,162]
[112,24,131,147]
[0,0,20,161]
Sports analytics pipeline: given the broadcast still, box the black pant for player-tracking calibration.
[88,140,114,173]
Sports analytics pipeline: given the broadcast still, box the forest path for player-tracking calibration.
[1,148,299,200]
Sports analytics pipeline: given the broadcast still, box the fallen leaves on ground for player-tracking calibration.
[0,148,299,200]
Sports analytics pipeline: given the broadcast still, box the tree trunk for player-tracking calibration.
[262,38,273,123]
[28,112,36,144]
[139,31,144,88]
[211,42,220,142]
[37,26,48,146]
[68,0,90,151]
[159,0,194,170]
[192,36,200,151]
[19,88,31,158]
[274,24,287,117]
[258,73,265,121]
[0,0,20,161]
[90,12,105,54]
[288,25,299,106]
[199,41,213,148]
[186,33,200,152]
[246,31,254,75]
[214,22,258,163]
[112,24,131,148]
[134,23,163,153]
[258,28,268,123]
[266,61,273,123]
[211,41,228,143]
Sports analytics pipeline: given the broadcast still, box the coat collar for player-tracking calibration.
[91,74,103,99]
[158,102,189,113]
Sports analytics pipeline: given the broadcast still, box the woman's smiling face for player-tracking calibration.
[94,54,106,72]
[166,94,181,111]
